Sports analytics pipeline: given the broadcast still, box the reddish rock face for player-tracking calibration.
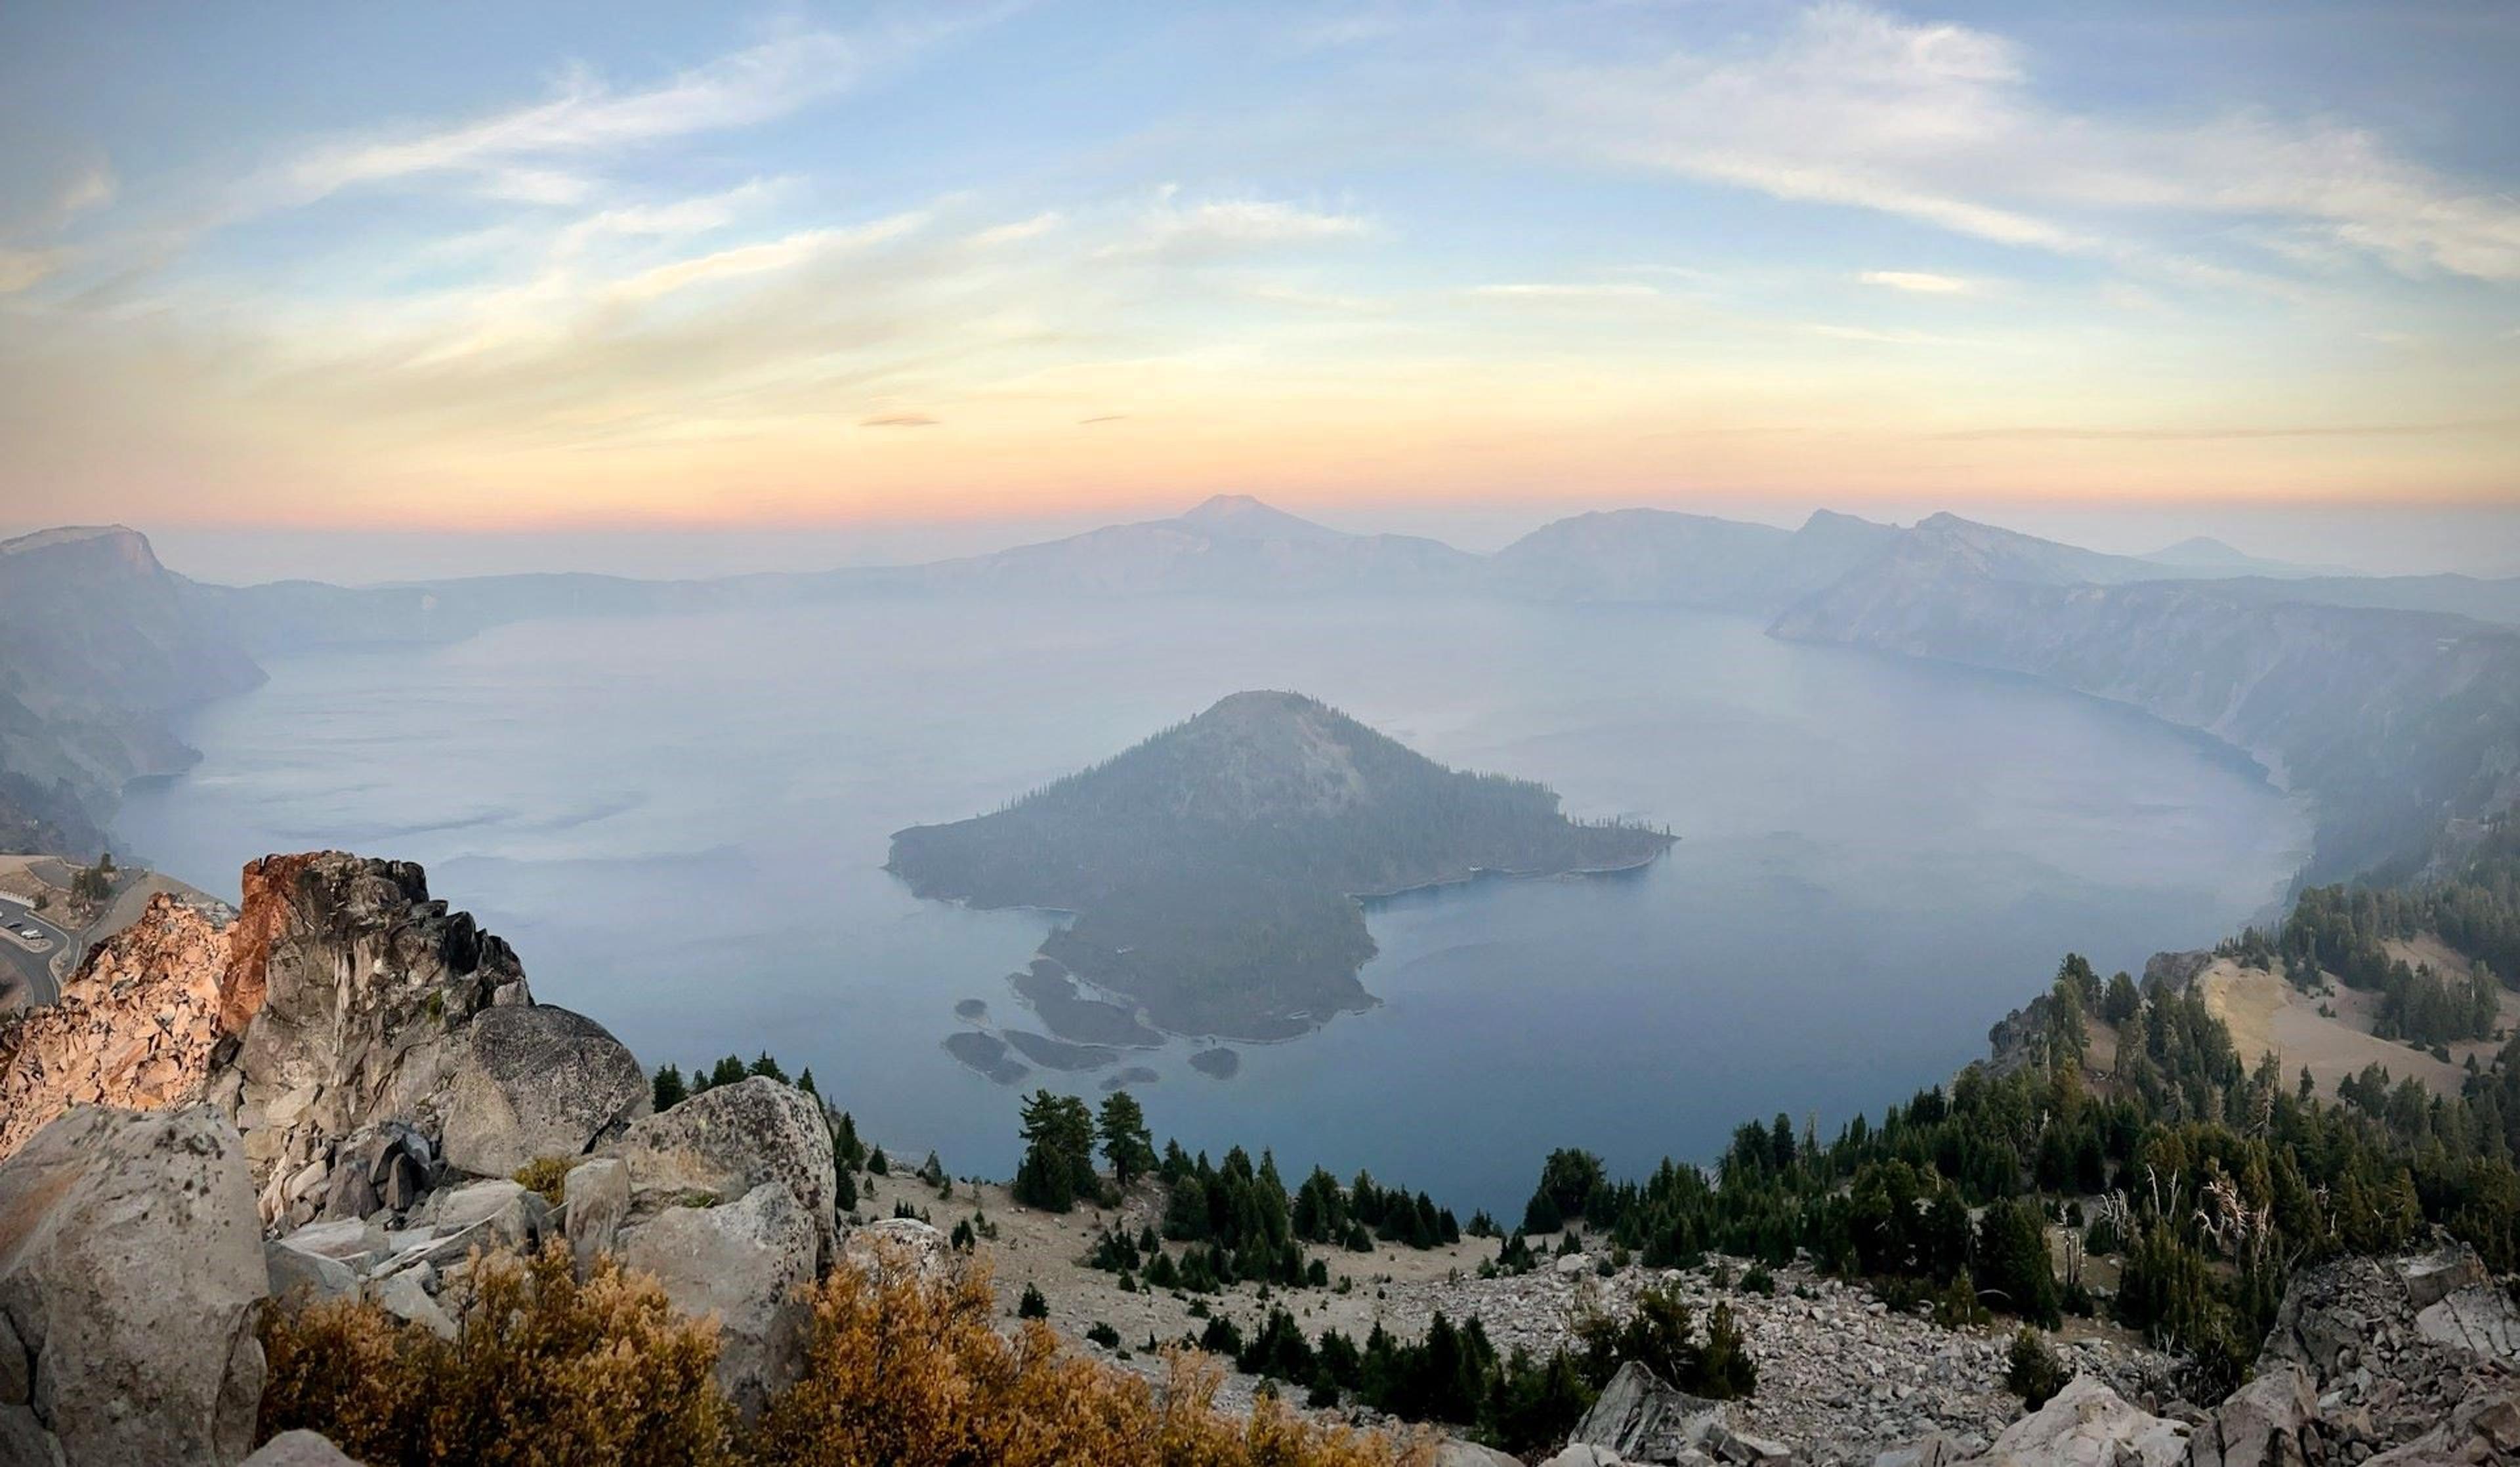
[217,852,322,1036]
[0,852,409,1167]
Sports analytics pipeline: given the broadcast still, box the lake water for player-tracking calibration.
[116,598,2311,1214]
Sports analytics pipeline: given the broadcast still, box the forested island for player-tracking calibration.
[890,691,1673,1043]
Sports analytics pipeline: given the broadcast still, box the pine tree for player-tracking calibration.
[1697,1302,1756,1399]
[1097,1090,1156,1185]
[1013,1090,1098,1212]
[650,1063,687,1111]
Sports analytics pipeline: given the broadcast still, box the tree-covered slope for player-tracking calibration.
[887,692,1673,1040]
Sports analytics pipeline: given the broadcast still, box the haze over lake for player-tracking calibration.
[117,597,2311,1210]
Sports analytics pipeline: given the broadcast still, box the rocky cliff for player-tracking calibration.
[0,527,477,856]
[1771,525,2520,879]
[0,848,854,1464]
[0,852,646,1228]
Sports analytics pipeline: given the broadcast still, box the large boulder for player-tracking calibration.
[609,1077,837,1268]
[0,1105,268,1467]
[438,1004,647,1180]
[1981,1376,2187,1467]
[841,1216,951,1279]
[563,1157,630,1272]
[619,1182,818,1420]
[2187,1361,2317,1467]
[264,1240,358,1304]
[1568,1361,1723,1463]
[1435,1439,1526,1466]
[2401,1247,2488,1312]
[2412,1285,2520,1360]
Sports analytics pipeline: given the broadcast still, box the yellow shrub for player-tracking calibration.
[511,1155,574,1207]
[751,1240,1425,1467]
[261,1237,1424,1467]
[259,1243,736,1467]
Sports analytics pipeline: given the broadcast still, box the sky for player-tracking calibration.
[3,1,2517,579]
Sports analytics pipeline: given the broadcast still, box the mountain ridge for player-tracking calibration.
[6,502,2517,877]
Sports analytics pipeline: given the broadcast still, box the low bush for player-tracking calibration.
[261,1239,1423,1467]
[259,1244,736,1466]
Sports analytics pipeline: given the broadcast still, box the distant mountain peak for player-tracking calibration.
[2139,535,2355,578]
[0,524,155,561]
[1174,494,1335,539]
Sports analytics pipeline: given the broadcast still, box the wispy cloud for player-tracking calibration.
[0,161,117,293]
[0,249,64,294]
[862,413,939,427]
[608,212,929,304]
[969,211,1064,247]
[1108,190,1374,260]
[40,163,117,230]
[1518,2,2520,283]
[1859,270,1972,295]
[283,31,866,203]
[1467,282,1662,302]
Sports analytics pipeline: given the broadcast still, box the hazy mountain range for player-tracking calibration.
[4,496,2517,878]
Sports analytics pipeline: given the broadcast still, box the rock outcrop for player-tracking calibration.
[1977,1376,2188,1467]
[439,1004,648,1180]
[0,1105,269,1467]
[608,1076,837,1269]
[1568,1361,1725,1462]
[0,852,646,1232]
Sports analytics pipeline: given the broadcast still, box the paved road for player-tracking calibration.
[0,899,68,1006]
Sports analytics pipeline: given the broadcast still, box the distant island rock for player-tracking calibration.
[942,1031,1028,1084]
[888,690,1675,1042]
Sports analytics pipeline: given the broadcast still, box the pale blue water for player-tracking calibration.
[116,598,2311,1214]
